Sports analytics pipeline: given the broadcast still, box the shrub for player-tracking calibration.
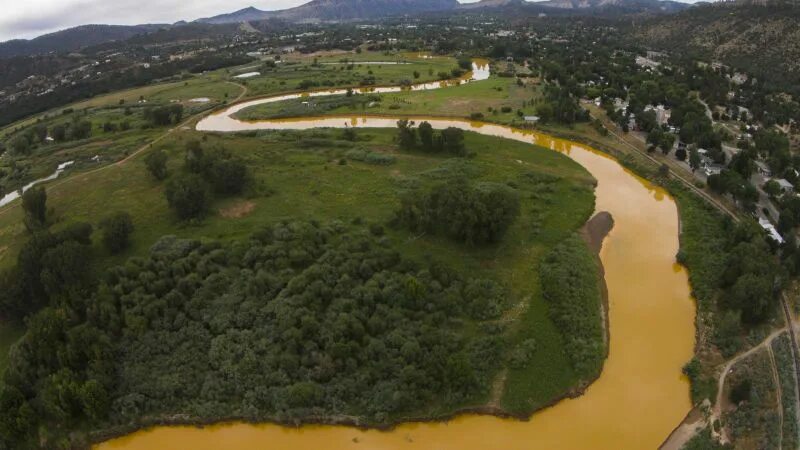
[100,212,134,255]
[145,149,168,181]
[165,174,211,220]
[22,186,48,230]
[395,178,520,245]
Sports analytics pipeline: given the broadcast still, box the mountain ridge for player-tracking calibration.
[196,0,461,24]
[0,24,167,59]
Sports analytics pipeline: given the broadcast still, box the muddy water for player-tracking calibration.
[98,89,695,450]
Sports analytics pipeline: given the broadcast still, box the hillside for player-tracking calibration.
[197,0,460,24]
[0,24,166,58]
[539,0,688,13]
[633,3,800,92]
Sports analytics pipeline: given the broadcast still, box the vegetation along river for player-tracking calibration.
[97,62,696,449]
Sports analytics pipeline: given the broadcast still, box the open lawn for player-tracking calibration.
[0,126,597,413]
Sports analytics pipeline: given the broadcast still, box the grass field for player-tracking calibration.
[236,75,542,125]
[240,52,459,98]
[0,125,596,411]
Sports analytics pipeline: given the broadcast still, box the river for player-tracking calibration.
[97,63,696,450]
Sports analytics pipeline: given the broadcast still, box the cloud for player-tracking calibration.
[0,0,308,42]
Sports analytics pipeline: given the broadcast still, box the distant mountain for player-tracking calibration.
[0,24,166,58]
[456,0,689,15]
[196,7,273,25]
[197,0,460,24]
[458,0,529,8]
[538,0,689,13]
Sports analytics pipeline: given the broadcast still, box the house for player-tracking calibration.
[759,217,784,244]
[755,160,772,177]
[776,178,795,194]
[703,165,723,177]
[635,56,660,69]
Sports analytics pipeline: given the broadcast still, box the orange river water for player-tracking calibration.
[96,64,696,450]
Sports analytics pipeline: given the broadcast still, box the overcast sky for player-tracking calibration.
[0,0,695,43]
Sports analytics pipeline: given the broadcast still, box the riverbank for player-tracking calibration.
[582,211,614,351]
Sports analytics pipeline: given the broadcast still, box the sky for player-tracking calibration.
[0,0,695,43]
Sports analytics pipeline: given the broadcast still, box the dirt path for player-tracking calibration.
[767,343,784,449]
[659,326,797,450]
[711,328,788,444]
[780,294,800,442]
[0,81,247,220]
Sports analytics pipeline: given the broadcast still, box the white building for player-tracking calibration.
[759,217,784,244]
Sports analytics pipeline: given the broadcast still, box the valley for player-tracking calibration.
[0,2,799,449]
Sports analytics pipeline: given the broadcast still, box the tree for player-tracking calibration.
[342,128,357,141]
[100,212,134,254]
[144,105,183,126]
[40,241,93,297]
[22,186,47,230]
[418,121,434,151]
[51,124,66,142]
[144,149,168,181]
[764,179,782,198]
[675,147,687,161]
[165,175,211,220]
[396,119,416,149]
[79,380,109,421]
[779,210,796,234]
[184,140,212,175]
[441,127,466,156]
[689,147,701,172]
[658,164,670,178]
[69,120,92,140]
[9,135,31,155]
[210,158,247,195]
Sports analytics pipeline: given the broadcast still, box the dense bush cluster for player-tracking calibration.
[0,222,95,320]
[535,85,589,125]
[719,223,785,325]
[395,178,520,245]
[397,120,467,156]
[539,234,604,378]
[4,117,93,156]
[0,222,509,448]
[149,141,249,220]
[143,104,183,127]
